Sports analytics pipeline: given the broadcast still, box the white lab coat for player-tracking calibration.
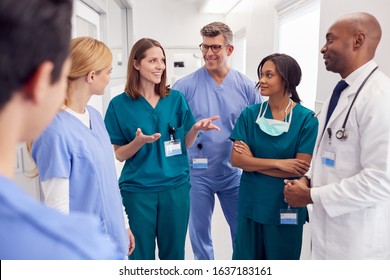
[310,61,390,259]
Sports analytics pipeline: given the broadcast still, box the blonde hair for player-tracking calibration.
[28,37,112,175]
[69,36,112,79]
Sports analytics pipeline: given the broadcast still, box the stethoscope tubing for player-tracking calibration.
[336,66,378,140]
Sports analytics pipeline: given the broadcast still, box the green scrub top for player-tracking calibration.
[104,89,195,192]
[230,102,318,225]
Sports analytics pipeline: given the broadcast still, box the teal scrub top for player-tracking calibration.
[104,89,195,192]
[230,102,318,225]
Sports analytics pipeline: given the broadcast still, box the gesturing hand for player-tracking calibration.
[194,116,221,131]
[135,128,161,144]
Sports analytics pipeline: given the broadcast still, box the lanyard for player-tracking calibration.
[169,126,176,141]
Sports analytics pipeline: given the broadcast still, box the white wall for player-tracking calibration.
[13,144,42,202]
[226,0,278,81]
[130,0,224,47]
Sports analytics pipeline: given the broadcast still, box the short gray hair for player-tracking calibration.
[200,22,233,44]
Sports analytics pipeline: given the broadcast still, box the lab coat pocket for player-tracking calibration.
[334,133,360,174]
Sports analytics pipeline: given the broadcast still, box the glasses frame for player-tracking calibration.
[199,43,230,53]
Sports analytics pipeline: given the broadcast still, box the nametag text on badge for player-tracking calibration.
[321,150,336,167]
[164,140,182,157]
[280,208,298,225]
[192,157,208,169]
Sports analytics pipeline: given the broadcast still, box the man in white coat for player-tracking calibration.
[283,12,390,259]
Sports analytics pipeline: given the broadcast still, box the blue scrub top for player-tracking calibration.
[230,102,318,225]
[31,106,129,256]
[0,176,120,259]
[172,67,262,177]
[104,89,195,192]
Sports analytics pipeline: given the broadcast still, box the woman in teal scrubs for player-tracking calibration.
[104,38,219,260]
[230,53,318,260]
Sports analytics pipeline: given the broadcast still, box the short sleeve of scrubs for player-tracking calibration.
[230,105,255,144]
[32,119,71,181]
[296,112,318,154]
[172,91,196,136]
[105,97,128,146]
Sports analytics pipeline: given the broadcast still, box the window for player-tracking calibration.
[73,1,100,39]
[231,28,247,74]
[277,0,320,111]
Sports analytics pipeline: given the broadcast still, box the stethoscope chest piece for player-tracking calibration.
[336,128,348,140]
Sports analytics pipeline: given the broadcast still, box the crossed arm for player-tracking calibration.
[231,140,311,178]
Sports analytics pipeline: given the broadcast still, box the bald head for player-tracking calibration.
[321,12,382,77]
[336,12,381,57]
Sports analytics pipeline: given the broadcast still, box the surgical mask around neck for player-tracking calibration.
[256,100,293,136]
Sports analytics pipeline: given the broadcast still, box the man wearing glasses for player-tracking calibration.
[173,22,261,260]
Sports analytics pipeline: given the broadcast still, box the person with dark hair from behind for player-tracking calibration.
[230,53,318,259]
[0,0,120,259]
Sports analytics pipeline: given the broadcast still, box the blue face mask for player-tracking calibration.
[256,100,293,136]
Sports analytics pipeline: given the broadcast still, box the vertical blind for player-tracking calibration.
[231,28,247,74]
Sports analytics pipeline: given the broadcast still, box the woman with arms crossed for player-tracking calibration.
[230,53,318,260]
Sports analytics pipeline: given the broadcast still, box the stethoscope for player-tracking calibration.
[333,66,378,140]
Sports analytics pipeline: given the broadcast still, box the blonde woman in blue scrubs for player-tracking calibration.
[230,53,318,260]
[104,38,220,260]
[31,37,134,258]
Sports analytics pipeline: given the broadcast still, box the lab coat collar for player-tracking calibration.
[324,60,378,129]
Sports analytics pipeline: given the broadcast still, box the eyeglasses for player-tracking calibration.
[199,43,229,53]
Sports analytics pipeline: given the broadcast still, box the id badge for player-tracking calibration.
[321,150,336,168]
[164,140,182,157]
[280,208,298,225]
[192,157,208,169]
